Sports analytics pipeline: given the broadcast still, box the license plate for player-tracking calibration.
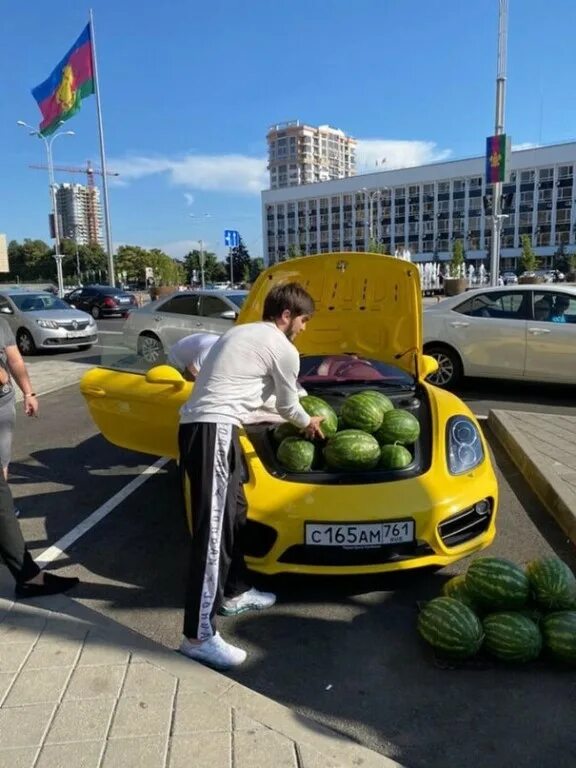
[118,297,130,303]
[67,332,87,339]
[305,520,414,548]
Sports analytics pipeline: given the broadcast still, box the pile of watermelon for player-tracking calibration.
[417,555,576,666]
[273,391,420,473]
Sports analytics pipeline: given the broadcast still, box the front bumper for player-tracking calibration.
[241,452,498,576]
[35,329,98,348]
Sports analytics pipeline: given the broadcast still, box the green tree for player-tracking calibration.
[7,239,56,282]
[248,257,265,283]
[184,249,220,284]
[225,238,251,284]
[368,237,386,254]
[450,239,465,277]
[520,234,539,273]
[286,244,301,259]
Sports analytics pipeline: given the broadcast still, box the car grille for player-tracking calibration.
[437,498,494,547]
[57,320,91,330]
[277,540,434,567]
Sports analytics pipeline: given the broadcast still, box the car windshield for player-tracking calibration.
[9,294,71,312]
[298,355,414,388]
[227,293,246,309]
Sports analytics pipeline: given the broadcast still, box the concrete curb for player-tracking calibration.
[488,409,576,544]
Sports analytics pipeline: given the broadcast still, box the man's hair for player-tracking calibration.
[262,282,315,321]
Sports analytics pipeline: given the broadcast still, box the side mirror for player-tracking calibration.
[0,307,13,315]
[421,354,439,380]
[145,364,187,391]
[220,310,237,320]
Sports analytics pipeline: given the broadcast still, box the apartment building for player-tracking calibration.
[262,141,576,268]
[267,121,356,190]
[55,183,103,247]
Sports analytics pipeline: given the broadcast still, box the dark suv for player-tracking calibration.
[64,285,138,319]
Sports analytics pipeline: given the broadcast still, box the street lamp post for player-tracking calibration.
[17,120,75,296]
[189,214,212,289]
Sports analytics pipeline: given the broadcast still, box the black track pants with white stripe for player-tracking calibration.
[179,422,251,640]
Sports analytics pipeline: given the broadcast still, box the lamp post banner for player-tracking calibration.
[486,133,511,184]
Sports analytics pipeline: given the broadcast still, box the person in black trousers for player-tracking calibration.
[0,472,78,597]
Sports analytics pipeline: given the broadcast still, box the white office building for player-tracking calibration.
[55,183,103,247]
[267,121,356,190]
[261,141,576,269]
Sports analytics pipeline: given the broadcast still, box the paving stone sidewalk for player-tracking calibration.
[15,361,93,405]
[0,574,403,768]
[488,409,576,544]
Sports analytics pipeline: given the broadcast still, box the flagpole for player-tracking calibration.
[89,9,115,287]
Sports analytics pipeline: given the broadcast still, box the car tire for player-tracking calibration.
[138,333,165,364]
[16,329,37,356]
[424,344,463,389]
[91,306,101,319]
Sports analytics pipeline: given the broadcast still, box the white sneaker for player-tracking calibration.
[179,632,247,669]
[219,587,277,616]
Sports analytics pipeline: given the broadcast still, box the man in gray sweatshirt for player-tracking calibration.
[178,282,323,669]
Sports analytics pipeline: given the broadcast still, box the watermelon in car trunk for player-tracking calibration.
[340,393,384,433]
[375,409,420,446]
[276,437,315,472]
[359,390,395,416]
[324,430,381,471]
[299,395,338,438]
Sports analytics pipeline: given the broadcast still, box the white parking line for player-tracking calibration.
[35,457,170,568]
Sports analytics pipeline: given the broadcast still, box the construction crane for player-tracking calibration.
[29,161,119,247]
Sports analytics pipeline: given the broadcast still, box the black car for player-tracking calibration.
[64,285,138,319]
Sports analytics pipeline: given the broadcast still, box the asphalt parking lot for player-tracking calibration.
[8,331,576,768]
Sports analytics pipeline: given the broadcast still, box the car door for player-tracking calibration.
[152,294,201,348]
[443,290,530,378]
[0,296,17,335]
[524,290,576,383]
[197,295,237,334]
[75,288,96,312]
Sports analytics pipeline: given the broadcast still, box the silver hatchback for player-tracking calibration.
[122,289,248,363]
[0,290,98,355]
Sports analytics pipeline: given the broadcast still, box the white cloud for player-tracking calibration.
[110,138,453,195]
[110,154,267,195]
[512,142,539,151]
[355,139,452,172]
[159,239,204,259]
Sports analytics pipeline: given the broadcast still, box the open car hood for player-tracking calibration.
[237,252,424,378]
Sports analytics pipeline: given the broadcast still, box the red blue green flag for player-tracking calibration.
[32,25,94,136]
[485,134,510,184]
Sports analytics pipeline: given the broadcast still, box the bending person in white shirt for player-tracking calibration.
[167,333,219,380]
[178,282,324,670]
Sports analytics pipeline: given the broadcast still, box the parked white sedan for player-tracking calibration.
[423,285,576,388]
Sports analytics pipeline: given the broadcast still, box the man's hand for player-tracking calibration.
[0,368,9,386]
[24,394,38,417]
[303,415,324,440]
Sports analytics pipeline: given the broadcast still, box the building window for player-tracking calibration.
[453,180,465,192]
[538,189,552,202]
[539,168,554,181]
[558,165,573,178]
[556,208,571,223]
[520,191,534,205]
[557,186,573,200]
[519,212,533,226]
[423,183,434,196]
[469,176,482,188]
[438,181,450,194]
[520,170,535,183]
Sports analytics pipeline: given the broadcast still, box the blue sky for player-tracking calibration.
[3,0,576,261]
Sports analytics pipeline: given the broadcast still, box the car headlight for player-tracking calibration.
[36,319,59,329]
[446,416,484,475]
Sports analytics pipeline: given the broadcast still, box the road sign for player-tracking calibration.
[224,229,240,248]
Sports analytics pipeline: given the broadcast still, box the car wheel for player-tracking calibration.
[91,306,101,319]
[138,333,165,364]
[16,329,37,356]
[424,345,463,389]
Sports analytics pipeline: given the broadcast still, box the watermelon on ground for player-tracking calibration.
[417,596,483,659]
[299,395,338,438]
[340,393,384,433]
[441,575,478,611]
[542,611,576,665]
[465,557,530,610]
[526,556,576,610]
[482,612,542,662]
[379,444,412,470]
[324,430,380,471]
[375,409,420,446]
[273,422,301,444]
[276,437,315,472]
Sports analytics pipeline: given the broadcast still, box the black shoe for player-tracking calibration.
[15,573,80,599]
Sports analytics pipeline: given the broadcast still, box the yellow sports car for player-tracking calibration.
[81,253,498,576]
